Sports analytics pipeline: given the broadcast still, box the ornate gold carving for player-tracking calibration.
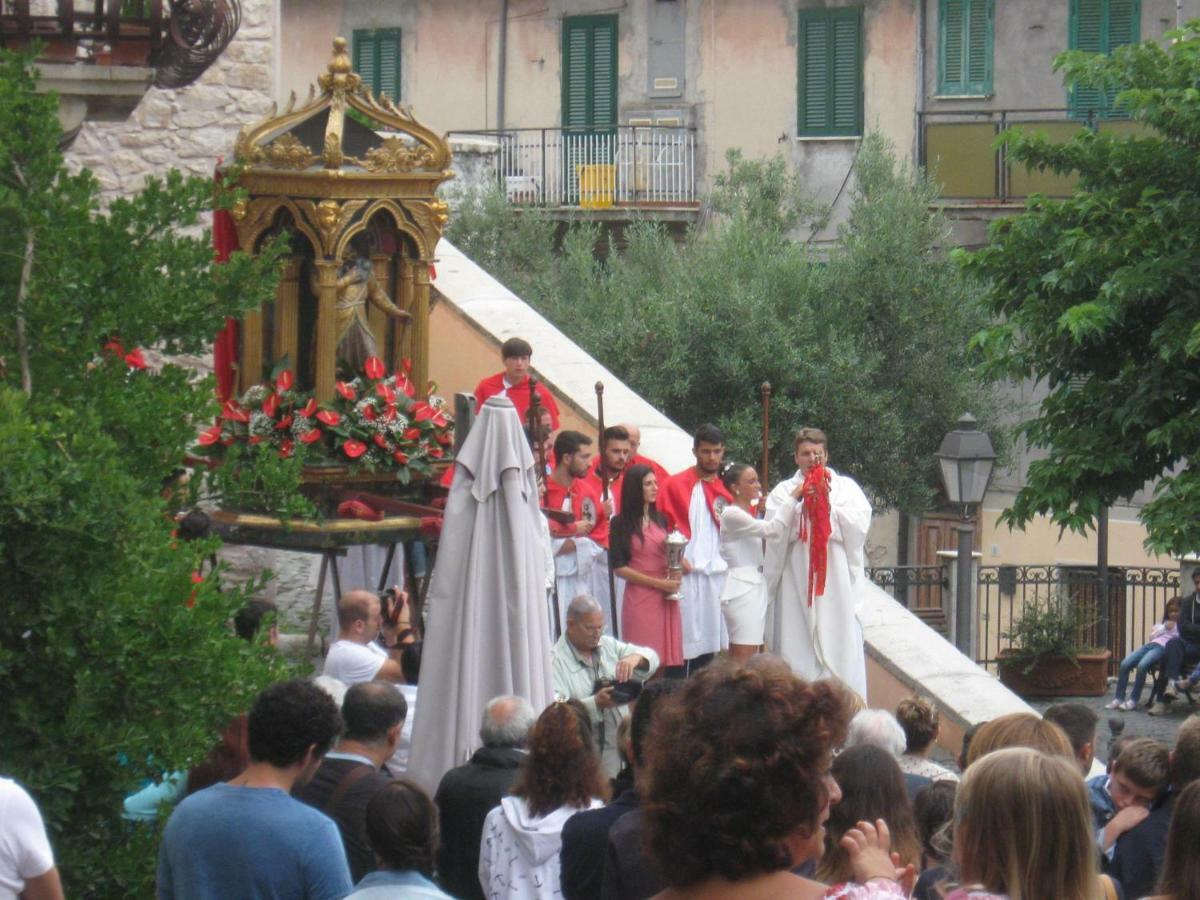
[359,137,437,173]
[318,36,362,95]
[301,199,368,256]
[430,199,449,228]
[263,133,315,170]
[323,132,344,169]
[230,198,248,221]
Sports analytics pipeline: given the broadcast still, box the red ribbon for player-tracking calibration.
[798,465,832,605]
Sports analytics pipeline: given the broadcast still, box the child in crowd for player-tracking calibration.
[1087,734,1137,830]
[1149,780,1200,900]
[1089,738,1171,856]
[1108,598,1181,710]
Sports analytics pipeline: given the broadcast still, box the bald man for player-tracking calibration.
[621,423,669,485]
[322,589,408,684]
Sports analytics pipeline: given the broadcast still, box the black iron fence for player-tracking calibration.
[975,565,1179,674]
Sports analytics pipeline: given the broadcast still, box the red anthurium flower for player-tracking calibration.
[432,412,448,428]
[376,383,396,405]
[198,424,223,446]
[316,410,341,426]
[383,405,397,423]
[428,446,445,459]
[279,439,294,458]
[364,356,385,380]
[393,450,409,464]
[221,401,249,423]
[402,357,413,374]
[397,376,416,398]
[362,405,377,422]
[413,403,433,422]
[104,338,125,357]
[373,433,388,448]
[403,427,421,441]
[300,398,318,418]
[299,428,322,444]
[275,370,294,391]
[343,439,367,459]
[436,431,451,445]
[262,393,279,417]
[248,435,263,445]
[275,414,293,430]
[336,381,356,401]
[124,348,147,370]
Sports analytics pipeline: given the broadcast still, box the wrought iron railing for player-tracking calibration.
[918,107,1147,203]
[868,564,948,628]
[1,0,240,88]
[975,564,1179,674]
[448,125,699,209]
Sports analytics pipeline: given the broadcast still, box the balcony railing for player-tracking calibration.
[919,108,1149,203]
[449,125,699,210]
[1,0,241,88]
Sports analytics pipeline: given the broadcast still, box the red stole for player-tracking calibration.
[658,468,731,540]
[473,372,561,430]
[545,476,609,548]
[798,465,832,603]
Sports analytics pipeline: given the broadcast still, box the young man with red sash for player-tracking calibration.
[657,423,732,674]
[473,337,560,430]
[587,425,633,516]
[545,431,614,633]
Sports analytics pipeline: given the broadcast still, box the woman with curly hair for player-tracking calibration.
[478,700,607,899]
[642,656,911,899]
[895,697,959,784]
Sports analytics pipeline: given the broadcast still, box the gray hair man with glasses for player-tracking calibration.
[551,594,659,776]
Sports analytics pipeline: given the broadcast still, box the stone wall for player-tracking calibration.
[67,0,277,201]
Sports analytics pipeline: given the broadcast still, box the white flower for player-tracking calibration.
[241,385,268,405]
[248,411,273,438]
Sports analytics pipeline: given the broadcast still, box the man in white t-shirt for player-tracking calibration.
[0,777,63,900]
[322,589,409,685]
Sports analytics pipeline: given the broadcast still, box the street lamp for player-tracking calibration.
[935,413,997,656]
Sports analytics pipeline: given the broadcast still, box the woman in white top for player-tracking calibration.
[718,463,800,664]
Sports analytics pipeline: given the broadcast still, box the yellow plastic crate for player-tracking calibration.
[576,164,615,208]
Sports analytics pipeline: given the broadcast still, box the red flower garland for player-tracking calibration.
[798,464,832,605]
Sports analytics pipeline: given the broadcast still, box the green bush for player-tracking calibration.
[447,136,1001,513]
[0,50,292,894]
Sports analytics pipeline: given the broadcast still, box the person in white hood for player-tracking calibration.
[479,700,607,899]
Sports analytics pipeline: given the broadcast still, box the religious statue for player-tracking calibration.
[315,247,410,374]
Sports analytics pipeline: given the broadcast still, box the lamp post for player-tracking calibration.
[936,414,997,656]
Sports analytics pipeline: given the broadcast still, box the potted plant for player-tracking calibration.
[997,593,1111,697]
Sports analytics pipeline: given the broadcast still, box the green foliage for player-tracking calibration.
[1001,593,1097,673]
[0,51,292,893]
[448,138,999,512]
[966,24,1200,555]
[206,443,320,520]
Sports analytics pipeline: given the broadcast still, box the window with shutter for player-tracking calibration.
[1068,0,1140,119]
[561,16,618,129]
[352,28,402,102]
[797,7,863,137]
[939,0,993,96]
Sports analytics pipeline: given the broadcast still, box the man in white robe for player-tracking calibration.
[765,427,871,698]
[659,424,732,670]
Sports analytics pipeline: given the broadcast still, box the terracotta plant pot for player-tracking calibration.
[997,648,1112,698]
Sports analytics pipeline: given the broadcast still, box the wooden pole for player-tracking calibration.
[595,381,621,638]
[759,382,772,501]
[529,377,561,639]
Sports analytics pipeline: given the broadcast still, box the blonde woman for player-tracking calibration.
[947,748,1116,900]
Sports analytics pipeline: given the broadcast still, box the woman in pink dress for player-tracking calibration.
[610,464,684,668]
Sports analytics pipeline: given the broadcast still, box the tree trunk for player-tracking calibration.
[16,228,34,397]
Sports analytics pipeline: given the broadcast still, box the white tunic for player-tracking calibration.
[718,502,797,645]
[550,493,612,635]
[680,482,728,659]
[765,467,871,697]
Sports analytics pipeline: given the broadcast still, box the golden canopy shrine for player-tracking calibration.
[224,37,451,403]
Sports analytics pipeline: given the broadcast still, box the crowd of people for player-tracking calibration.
[6,337,1200,900]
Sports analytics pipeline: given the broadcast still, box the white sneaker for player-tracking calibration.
[1105,699,1122,709]
[1121,699,1136,711]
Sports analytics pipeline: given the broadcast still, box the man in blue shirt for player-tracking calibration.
[157,679,353,900]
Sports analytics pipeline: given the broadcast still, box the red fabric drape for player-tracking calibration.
[212,166,240,402]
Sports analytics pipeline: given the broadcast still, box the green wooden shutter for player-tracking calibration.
[798,7,862,137]
[352,29,402,101]
[965,0,993,94]
[1069,0,1140,118]
[939,0,992,95]
[562,16,618,129]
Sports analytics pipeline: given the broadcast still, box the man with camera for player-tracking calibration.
[552,594,659,777]
[322,588,411,685]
